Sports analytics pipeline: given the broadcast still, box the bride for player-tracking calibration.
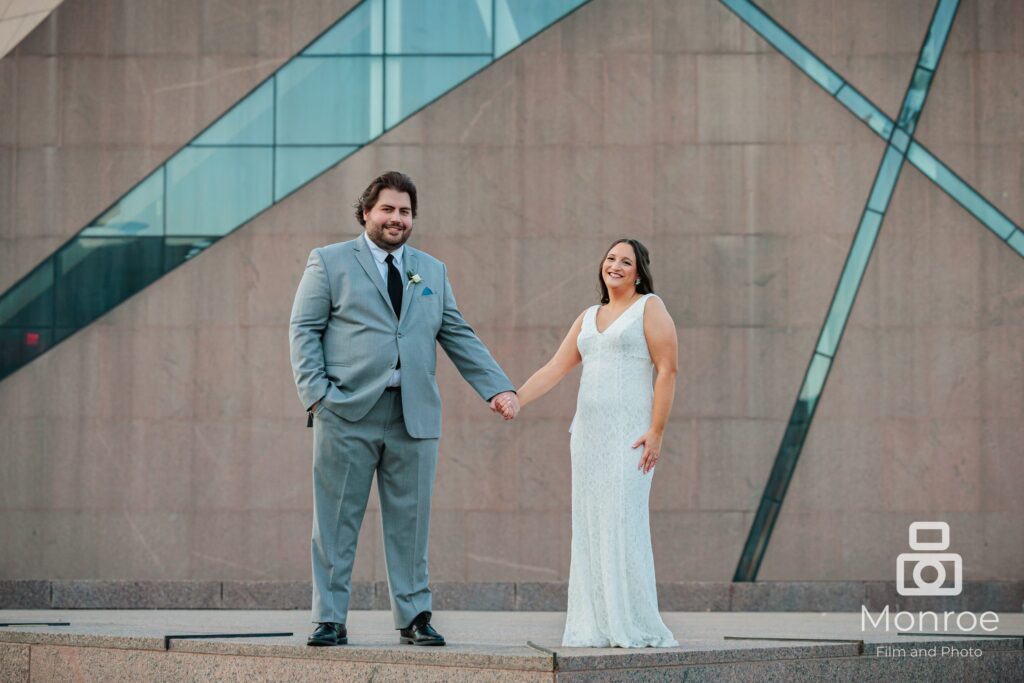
[502,238,679,648]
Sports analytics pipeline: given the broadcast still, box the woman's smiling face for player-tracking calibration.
[602,241,638,293]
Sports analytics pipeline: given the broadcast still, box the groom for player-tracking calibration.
[289,171,519,647]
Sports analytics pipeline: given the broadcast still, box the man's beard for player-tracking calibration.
[368,222,411,250]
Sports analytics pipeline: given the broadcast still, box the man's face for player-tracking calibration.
[363,188,413,251]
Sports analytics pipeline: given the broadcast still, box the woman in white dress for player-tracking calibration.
[509,238,679,648]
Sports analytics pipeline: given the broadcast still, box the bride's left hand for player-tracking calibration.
[632,430,663,474]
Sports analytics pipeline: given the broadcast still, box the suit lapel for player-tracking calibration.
[353,236,396,318]
[399,250,417,324]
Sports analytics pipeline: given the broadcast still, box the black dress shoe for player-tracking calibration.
[307,622,347,646]
[399,611,445,646]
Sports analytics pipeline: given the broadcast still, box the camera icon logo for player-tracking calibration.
[896,521,962,596]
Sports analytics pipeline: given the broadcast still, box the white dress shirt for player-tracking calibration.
[363,231,404,387]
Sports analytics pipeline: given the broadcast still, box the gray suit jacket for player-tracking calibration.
[289,236,513,439]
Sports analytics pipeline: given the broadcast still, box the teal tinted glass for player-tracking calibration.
[55,237,163,327]
[907,142,1016,240]
[896,67,933,135]
[494,0,583,57]
[799,353,831,405]
[82,169,164,238]
[164,237,215,271]
[890,127,910,153]
[192,80,274,146]
[0,327,54,373]
[1007,230,1024,258]
[835,86,893,139]
[866,146,904,214]
[0,0,593,381]
[0,260,54,327]
[276,57,384,144]
[720,0,843,94]
[920,0,960,70]
[385,0,492,54]
[304,0,383,55]
[275,146,359,201]
[385,56,491,128]
[166,147,273,237]
[816,210,882,357]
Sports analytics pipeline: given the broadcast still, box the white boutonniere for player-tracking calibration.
[406,271,422,290]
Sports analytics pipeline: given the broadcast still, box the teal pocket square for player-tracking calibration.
[422,287,434,295]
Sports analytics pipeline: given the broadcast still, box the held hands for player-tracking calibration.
[633,429,663,474]
[489,391,520,420]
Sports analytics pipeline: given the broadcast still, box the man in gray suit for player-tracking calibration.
[289,171,519,647]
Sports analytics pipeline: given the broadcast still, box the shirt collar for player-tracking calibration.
[363,231,404,267]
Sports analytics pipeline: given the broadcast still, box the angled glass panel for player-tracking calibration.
[896,67,933,135]
[82,169,164,238]
[866,145,904,214]
[734,499,780,581]
[835,85,893,139]
[385,55,491,128]
[304,0,384,55]
[0,260,54,328]
[816,210,883,357]
[164,237,216,272]
[54,237,163,328]
[720,0,843,94]
[890,127,910,153]
[276,57,383,144]
[0,0,593,382]
[385,0,492,54]
[919,0,960,70]
[798,353,831,407]
[166,147,273,237]
[192,80,274,146]
[275,146,359,202]
[495,0,586,57]
[0,328,54,378]
[1008,230,1024,258]
[906,142,1017,241]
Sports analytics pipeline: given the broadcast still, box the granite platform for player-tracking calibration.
[3,579,1023,612]
[1,610,1022,681]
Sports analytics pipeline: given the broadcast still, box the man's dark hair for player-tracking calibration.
[354,171,418,226]
[598,238,655,304]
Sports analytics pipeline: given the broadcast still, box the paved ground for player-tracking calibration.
[2,609,1021,652]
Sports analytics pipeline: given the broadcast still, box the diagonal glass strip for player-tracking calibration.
[719,0,843,95]
[0,0,593,381]
[897,67,935,135]
[731,0,962,583]
[1008,230,1024,258]
[815,210,883,358]
[835,85,893,139]
[719,0,1022,258]
[865,146,905,214]
[906,142,1017,241]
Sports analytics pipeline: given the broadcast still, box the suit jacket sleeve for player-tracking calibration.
[289,248,332,411]
[435,263,515,401]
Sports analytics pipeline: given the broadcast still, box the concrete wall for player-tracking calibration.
[0,0,1021,584]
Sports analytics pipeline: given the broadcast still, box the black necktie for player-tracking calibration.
[385,253,403,320]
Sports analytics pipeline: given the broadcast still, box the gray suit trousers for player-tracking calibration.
[311,389,438,628]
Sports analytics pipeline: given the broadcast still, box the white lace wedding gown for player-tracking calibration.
[562,293,678,648]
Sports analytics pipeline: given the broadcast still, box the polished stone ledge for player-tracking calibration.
[1,580,1021,612]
